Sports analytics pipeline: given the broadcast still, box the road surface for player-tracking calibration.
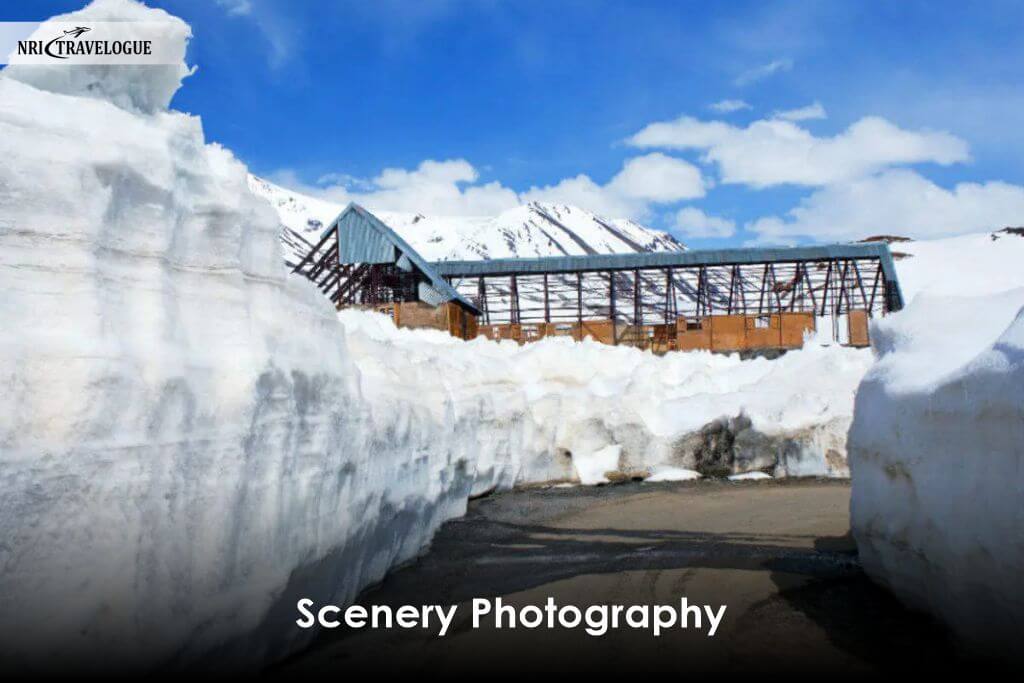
[280,479,960,675]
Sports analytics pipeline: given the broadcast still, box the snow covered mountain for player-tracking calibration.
[248,175,686,267]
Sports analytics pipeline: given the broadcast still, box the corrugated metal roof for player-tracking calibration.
[431,243,890,274]
[336,209,397,264]
[431,243,904,310]
[325,204,480,314]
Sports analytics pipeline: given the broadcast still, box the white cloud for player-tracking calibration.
[524,153,708,218]
[276,159,519,217]
[521,174,635,218]
[709,99,750,113]
[673,207,736,239]
[627,114,968,188]
[275,154,706,220]
[734,58,793,86]
[216,0,253,16]
[772,101,826,121]
[747,169,1024,243]
[523,153,706,217]
[216,0,295,67]
[607,153,707,202]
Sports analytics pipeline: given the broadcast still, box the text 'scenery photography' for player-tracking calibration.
[0,0,1021,678]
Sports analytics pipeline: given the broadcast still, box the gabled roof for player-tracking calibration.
[325,203,479,314]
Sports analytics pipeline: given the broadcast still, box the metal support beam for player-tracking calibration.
[576,272,583,336]
[543,273,550,323]
[510,275,520,324]
[633,268,642,328]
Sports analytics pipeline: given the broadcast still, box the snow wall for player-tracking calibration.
[0,0,869,673]
[849,290,1024,655]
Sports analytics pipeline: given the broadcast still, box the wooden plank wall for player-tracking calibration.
[385,304,859,352]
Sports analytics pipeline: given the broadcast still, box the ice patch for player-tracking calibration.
[572,444,623,485]
[728,471,772,481]
[646,467,703,482]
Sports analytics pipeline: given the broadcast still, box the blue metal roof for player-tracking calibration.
[324,205,904,314]
[431,243,904,310]
[325,204,480,314]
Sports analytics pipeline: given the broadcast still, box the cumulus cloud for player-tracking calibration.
[772,101,826,121]
[734,58,793,86]
[273,159,519,217]
[709,99,751,113]
[627,114,968,188]
[608,153,707,202]
[673,207,736,239]
[524,153,706,217]
[276,154,706,220]
[747,169,1024,243]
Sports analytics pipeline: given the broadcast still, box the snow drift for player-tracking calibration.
[1,0,869,673]
[849,289,1024,654]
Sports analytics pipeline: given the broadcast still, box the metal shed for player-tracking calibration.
[291,203,479,314]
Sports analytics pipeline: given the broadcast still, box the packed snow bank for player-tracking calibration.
[849,289,1024,655]
[0,0,872,673]
[2,0,192,114]
[339,310,870,482]
[0,0,500,672]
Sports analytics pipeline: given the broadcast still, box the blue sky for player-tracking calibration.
[12,0,1024,246]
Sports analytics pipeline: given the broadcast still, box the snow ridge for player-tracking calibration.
[247,175,685,267]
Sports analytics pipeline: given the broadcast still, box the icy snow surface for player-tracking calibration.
[728,471,772,481]
[0,0,870,672]
[849,289,1024,654]
[646,466,703,482]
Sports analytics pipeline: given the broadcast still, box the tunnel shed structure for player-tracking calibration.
[435,244,903,350]
[292,203,904,351]
[291,203,480,339]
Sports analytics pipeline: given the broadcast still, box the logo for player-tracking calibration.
[16,24,153,60]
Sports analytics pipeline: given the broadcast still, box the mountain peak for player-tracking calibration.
[247,174,685,266]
